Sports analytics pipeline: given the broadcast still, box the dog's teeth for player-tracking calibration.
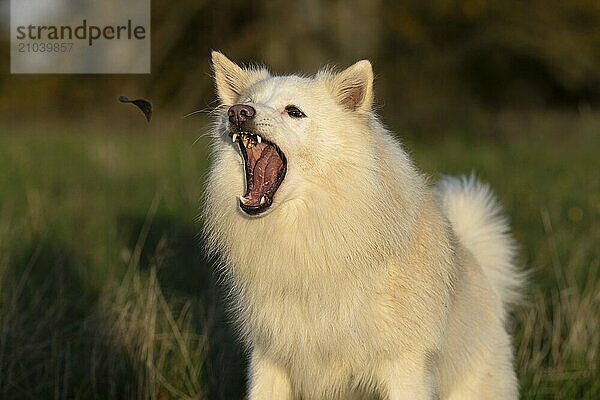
[239,196,250,205]
[257,135,262,144]
[232,133,238,142]
[260,196,267,205]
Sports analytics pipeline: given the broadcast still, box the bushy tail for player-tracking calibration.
[436,175,523,310]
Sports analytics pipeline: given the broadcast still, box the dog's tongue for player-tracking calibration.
[243,143,283,205]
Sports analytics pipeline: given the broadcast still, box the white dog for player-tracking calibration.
[203,52,522,400]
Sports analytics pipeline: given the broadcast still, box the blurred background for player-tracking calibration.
[3,0,600,132]
[0,1,599,399]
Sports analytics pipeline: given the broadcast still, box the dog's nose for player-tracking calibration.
[228,104,256,127]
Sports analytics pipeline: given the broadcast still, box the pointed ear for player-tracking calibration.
[211,51,267,104]
[329,60,374,113]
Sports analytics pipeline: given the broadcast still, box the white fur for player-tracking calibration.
[436,175,522,310]
[204,52,522,400]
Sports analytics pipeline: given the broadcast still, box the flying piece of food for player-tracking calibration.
[118,95,152,122]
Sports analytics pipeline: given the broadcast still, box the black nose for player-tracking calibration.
[228,104,256,127]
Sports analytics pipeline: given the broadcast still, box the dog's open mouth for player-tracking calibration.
[230,130,287,215]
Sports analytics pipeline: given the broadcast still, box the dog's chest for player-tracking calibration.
[241,284,384,398]
[239,276,380,366]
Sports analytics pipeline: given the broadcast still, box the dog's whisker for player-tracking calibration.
[182,110,205,119]
[183,104,229,119]
[192,132,213,145]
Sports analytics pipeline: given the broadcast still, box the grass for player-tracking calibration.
[0,112,598,399]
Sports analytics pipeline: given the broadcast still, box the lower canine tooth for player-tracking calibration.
[239,196,250,205]
[232,133,238,142]
[260,196,267,205]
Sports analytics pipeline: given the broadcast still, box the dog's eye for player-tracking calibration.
[285,105,306,118]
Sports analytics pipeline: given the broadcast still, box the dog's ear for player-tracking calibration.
[212,51,266,105]
[330,60,373,113]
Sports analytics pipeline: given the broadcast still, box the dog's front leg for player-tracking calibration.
[247,351,293,400]
[376,358,436,400]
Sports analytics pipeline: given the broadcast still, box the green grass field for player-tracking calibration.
[0,113,598,399]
